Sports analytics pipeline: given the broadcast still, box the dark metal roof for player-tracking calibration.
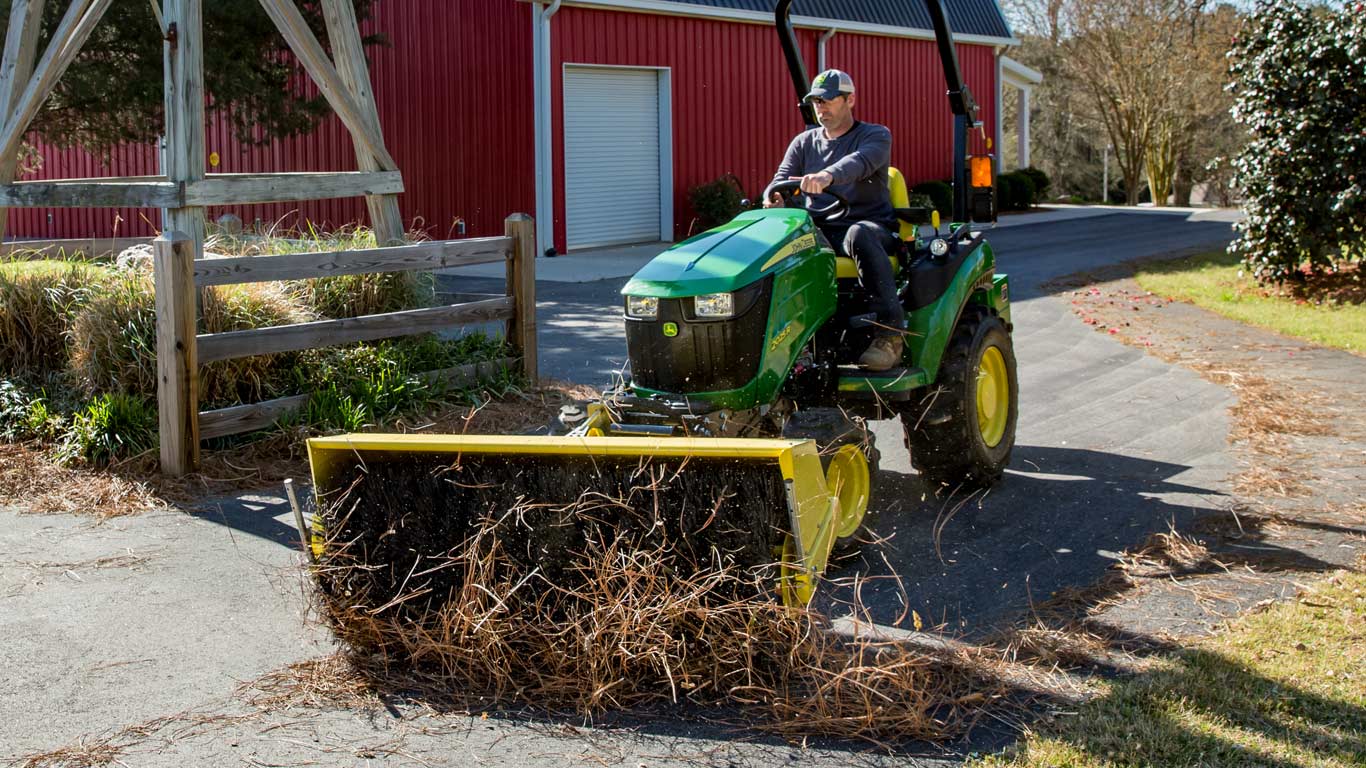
[665,0,1013,41]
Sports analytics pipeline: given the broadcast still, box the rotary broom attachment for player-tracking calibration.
[304,434,965,743]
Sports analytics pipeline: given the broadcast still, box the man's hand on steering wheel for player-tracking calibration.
[761,178,849,223]
[794,171,834,196]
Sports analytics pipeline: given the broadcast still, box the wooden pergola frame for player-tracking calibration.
[0,0,405,249]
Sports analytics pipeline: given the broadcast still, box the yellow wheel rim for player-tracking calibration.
[779,535,815,608]
[826,444,870,539]
[976,345,1010,448]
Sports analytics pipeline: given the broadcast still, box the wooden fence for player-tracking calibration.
[154,213,537,476]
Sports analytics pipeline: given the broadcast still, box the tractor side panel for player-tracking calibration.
[751,244,839,405]
[906,240,997,382]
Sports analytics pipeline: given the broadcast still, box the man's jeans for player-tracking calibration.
[821,221,905,338]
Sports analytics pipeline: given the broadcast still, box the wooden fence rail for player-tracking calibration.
[154,213,537,477]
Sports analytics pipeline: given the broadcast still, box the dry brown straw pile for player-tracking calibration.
[309,464,974,745]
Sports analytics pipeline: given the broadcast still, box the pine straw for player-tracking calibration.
[997,523,1226,669]
[0,443,158,518]
[10,738,124,768]
[307,486,981,747]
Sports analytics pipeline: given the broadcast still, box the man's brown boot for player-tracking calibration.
[858,335,903,371]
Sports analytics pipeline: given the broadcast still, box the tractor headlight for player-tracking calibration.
[626,295,659,319]
[693,292,734,318]
[929,238,950,258]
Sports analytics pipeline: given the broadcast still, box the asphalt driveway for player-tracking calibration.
[0,208,1243,765]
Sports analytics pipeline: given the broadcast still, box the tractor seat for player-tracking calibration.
[833,167,923,280]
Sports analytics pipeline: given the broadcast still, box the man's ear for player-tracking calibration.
[846,92,857,110]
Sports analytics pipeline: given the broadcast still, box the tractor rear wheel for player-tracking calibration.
[902,307,1017,491]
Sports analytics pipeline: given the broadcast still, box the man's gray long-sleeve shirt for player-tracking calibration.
[771,120,895,229]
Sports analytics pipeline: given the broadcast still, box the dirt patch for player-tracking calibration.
[1281,260,1365,305]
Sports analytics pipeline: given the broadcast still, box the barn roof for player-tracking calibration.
[662,0,1014,42]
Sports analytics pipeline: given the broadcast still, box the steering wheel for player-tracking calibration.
[762,179,849,223]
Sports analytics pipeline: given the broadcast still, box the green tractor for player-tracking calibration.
[304,0,1018,610]
[563,0,1018,535]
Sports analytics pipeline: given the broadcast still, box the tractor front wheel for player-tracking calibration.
[783,408,880,550]
[902,307,1017,490]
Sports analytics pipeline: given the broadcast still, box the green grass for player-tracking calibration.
[1135,251,1365,353]
[975,571,1366,767]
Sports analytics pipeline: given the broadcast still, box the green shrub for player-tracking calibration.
[1018,167,1051,201]
[293,333,516,431]
[0,260,109,376]
[999,171,1036,210]
[0,380,31,439]
[995,174,1018,212]
[687,173,748,231]
[1228,2,1365,282]
[55,392,157,467]
[911,180,953,217]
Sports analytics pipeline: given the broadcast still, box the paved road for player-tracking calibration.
[0,210,1240,765]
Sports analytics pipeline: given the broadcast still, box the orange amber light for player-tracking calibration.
[970,155,993,188]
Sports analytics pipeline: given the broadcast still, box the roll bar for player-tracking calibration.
[772,0,982,223]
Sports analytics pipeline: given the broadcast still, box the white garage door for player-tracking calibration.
[564,67,662,250]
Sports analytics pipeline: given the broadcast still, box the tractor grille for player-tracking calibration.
[625,279,772,394]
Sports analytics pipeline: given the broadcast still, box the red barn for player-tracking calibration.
[13,0,1017,257]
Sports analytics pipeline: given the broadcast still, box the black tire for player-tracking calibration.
[783,408,881,556]
[902,307,1017,491]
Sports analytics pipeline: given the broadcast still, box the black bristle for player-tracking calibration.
[314,452,789,620]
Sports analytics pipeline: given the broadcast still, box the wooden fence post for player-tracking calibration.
[504,213,537,387]
[154,231,199,477]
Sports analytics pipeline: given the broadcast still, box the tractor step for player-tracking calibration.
[836,365,929,401]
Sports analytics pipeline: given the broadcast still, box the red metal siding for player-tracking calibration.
[552,6,997,251]
[12,0,535,242]
[13,1,996,251]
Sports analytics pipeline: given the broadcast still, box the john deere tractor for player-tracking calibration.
[306,0,1017,607]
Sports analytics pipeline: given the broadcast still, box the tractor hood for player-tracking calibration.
[622,209,818,298]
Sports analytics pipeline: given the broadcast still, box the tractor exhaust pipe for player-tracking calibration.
[774,0,816,128]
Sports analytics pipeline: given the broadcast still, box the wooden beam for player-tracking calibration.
[0,235,151,260]
[320,0,403,244]
[197,296,515,363]
[154,231,200,476]
[162,0,206,251]
[0,0,48,244]
[194,236,511,286]
[0,177,181,208]
[197,357,518,439]
[0,0,113,167]
[198,393,308,440]
[504,214,538,387]
[255,0,397,172]
[182,171,403,207]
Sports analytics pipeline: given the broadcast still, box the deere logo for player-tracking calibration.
[663,322,679,337]
[818,73,834,87]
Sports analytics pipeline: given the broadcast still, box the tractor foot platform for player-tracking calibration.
[836,365,929,401]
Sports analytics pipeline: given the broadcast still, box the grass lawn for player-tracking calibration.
[1134,251,1365,354]
[975,570,1366,767]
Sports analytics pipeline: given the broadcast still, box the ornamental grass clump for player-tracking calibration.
[0,259,109,376]
[67,270,316,407]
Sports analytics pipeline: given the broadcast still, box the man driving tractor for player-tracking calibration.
[765,68,905,371]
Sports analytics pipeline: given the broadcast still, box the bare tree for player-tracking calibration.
[1063,0,1206,204]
